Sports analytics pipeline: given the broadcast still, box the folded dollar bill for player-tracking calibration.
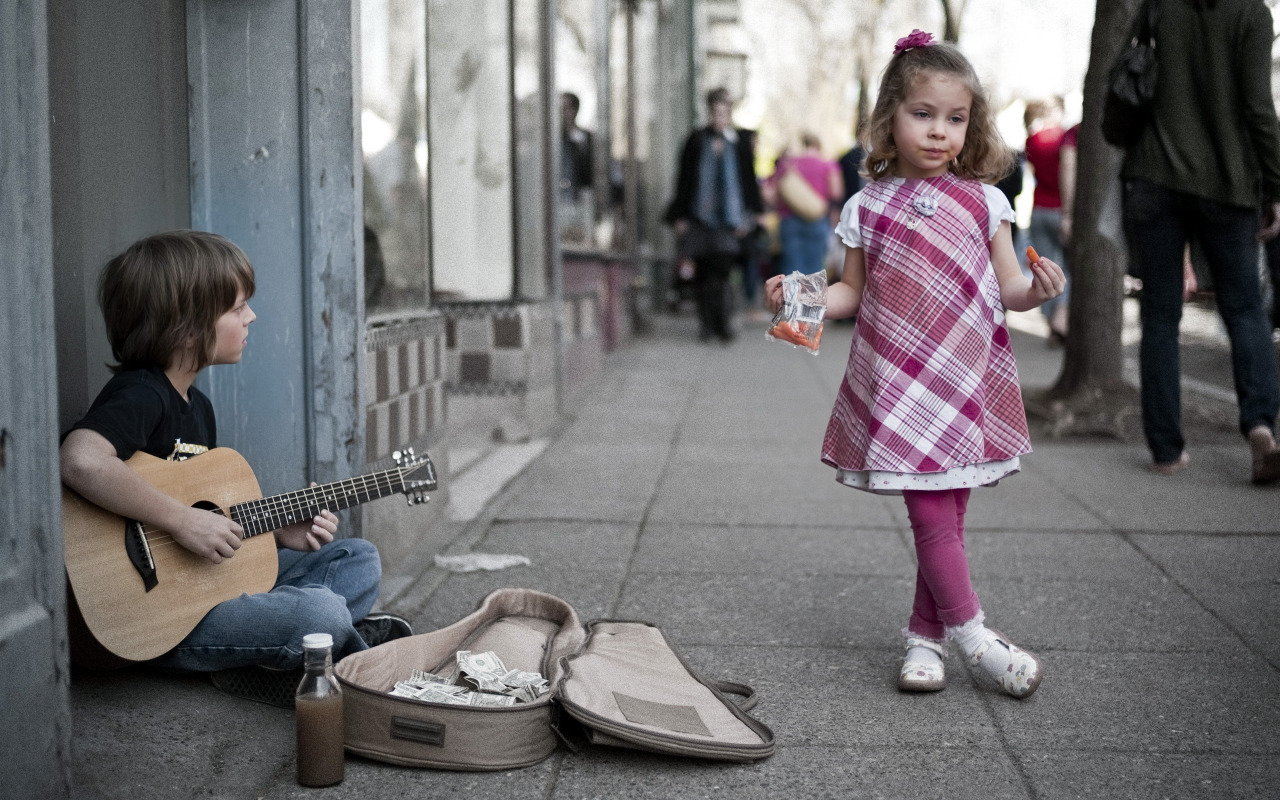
[389,649,550,705]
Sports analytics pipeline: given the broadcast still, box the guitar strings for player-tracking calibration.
[137,470,409,550]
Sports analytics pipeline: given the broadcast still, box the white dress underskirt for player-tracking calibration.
[834,457,1021,495]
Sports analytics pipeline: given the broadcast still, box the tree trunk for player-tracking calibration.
[939,0,967,42]
[1029,0,1144,438]
[853,0,887,127]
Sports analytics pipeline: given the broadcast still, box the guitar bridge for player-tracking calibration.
[124,519,158,592]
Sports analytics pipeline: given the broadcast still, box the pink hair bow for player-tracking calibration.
[893,29,936,55]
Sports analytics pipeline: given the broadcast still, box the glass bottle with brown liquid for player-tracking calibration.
[295,633,344,787]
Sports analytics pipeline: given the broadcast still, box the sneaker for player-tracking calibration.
[898,635,947,692]
[1150,451,1190,476]
[964,628,1043,699]
[1248,427,1280,485]
[354,612,413,648]
[210,665,301,709]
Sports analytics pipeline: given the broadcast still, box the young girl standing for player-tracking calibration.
[766,31,1065,699]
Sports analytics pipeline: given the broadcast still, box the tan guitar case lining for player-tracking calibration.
[336,588,775,770]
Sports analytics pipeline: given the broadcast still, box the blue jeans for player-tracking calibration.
[1028,207,1069,322]
[1123,179,1280,462]
[151,538,381,671]
[779,214,831,276]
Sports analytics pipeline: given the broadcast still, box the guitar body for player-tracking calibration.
[63,448,280,664]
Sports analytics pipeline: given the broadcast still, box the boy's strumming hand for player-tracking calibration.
[174,506,244,564]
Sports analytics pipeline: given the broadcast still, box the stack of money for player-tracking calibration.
[387,650,550,706]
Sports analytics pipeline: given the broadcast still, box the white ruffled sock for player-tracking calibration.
[906,644,943,669]
[947,614,1013,675]
[902,629,946,667]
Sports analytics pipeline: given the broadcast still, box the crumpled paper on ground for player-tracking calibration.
[433,553,532,573]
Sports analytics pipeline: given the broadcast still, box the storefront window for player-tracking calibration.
[361,0,429,315]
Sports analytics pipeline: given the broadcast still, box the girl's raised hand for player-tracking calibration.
[764,274,786,314]
[1026,247,1066,305]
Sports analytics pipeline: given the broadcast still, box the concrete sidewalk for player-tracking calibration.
[70,311,1280,800]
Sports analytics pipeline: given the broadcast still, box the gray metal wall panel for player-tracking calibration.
[188,0,363,498]
[1,0,73,792]
[188,0,312,495]
[49,0,191,430]
[299,0,365,487]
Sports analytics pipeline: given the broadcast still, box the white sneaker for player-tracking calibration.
[897,635,947,692]
[965,628,1043,699]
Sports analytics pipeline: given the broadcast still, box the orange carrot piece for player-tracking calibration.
[768,319,822,350]
[1026,245,1041,265]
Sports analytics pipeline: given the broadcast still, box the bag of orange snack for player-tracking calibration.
[766,270,827,355]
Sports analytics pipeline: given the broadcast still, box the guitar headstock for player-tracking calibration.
[393,447,438,505]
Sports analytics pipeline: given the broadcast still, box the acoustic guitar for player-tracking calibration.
[62,446,436,665]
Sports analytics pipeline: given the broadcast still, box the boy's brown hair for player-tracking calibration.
[862,41,1013,184]
[99,230,256,373]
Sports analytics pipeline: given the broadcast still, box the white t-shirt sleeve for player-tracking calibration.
[983,184,1016,240]
[834,190,865,249]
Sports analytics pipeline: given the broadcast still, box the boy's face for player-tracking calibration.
[211,291,256,365]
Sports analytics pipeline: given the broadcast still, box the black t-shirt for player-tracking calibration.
[68,367,217,461]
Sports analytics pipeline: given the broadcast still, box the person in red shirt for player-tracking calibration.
[1024,96,1070,345]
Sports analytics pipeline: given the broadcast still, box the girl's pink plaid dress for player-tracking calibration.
[823,172,1031,493]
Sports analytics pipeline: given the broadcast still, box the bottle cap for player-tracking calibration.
[302,633,334,650]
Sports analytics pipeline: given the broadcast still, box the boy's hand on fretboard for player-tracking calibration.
[274,483,339,552]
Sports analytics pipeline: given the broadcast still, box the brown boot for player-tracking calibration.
[1248,427,1280,485]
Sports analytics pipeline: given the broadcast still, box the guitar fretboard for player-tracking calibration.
[229,469,407,537]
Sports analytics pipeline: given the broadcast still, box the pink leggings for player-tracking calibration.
[903,488,981,640]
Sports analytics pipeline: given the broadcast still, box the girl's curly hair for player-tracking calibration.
[862,41,1013,184]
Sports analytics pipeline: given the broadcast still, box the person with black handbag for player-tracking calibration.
[1118,0,1280,483]
[664,87,764,342]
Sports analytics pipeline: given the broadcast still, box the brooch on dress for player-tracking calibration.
[902,193,939,230]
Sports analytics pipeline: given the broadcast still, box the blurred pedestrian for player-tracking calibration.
[1266,234,1280,333]
[768,131,843,277]
[837,122,867,206]
[996,147,1027,257]
[1119,0,1280,482]
[1024,96,1070,345]
[767,30,1065,699]
[664,87,764,342]
[558,92,596,243]
[559,92,594,202]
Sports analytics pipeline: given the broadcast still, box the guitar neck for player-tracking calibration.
[230,469,406,538]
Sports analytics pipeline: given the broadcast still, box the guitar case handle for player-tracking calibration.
[714,680,759,712]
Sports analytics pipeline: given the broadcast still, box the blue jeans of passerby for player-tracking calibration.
[1028,207,1069,323]
[151,538,381,671]
[779,214,831,276]
[1123,179,1280,463]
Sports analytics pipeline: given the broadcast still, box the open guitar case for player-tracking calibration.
[335,587,776,769]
